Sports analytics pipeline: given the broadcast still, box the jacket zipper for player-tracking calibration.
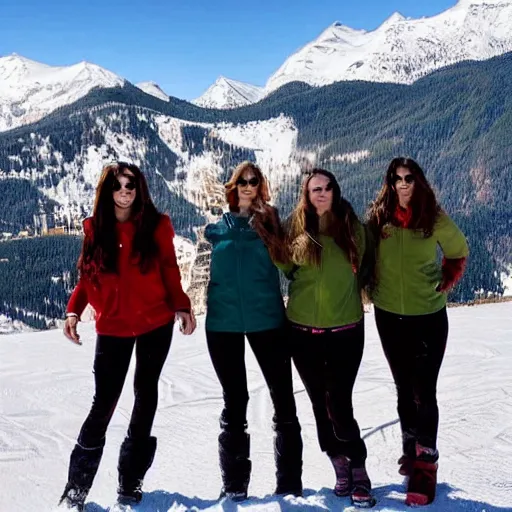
[231,215,247,333]
[314,235,324,327]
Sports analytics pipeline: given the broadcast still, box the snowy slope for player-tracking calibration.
[0,303,511,511]
[136,81,170,102]
[265,0,512,93]
[0,314,34,335]
[193,76,264,109]
[0,54,125,131]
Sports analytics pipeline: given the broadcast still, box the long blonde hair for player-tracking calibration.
[286,169,360,269]
[225,161,287,262]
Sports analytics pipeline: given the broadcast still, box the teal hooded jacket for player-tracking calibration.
[205,212,285,333]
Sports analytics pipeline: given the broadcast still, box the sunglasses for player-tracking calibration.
[236,177,259,187]
[392,174,415,185]
[311,182,334,193]
[113,179,136,192]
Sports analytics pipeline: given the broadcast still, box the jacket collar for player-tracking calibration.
[393,204,412,228]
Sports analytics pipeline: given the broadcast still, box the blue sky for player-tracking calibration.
[1,0,457,100]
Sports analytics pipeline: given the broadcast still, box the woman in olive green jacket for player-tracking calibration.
[367,157,469,507]
[205,162,302,501]
[282,169,375,509]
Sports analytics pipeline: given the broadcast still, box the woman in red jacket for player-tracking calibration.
[59,162,195,511]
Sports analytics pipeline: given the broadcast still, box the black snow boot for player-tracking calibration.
[117,436,157,505]
[59,483,88,511]
[274,421,303,496]
[59,443,104,510]
[218,430,251,501]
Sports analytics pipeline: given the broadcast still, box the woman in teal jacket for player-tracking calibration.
[283,168,375,509]
[367,157,469,507]
[205,161,302,501]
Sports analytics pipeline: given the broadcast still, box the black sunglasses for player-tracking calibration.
[236,177,259,187]
[113,179,136,192]
[392,174,415,185]
[311,182,334,193]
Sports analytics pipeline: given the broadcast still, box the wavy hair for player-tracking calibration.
[366,157,441,239]
[286,168,360,269]
[78,162,162,277]
[225,161,287,262]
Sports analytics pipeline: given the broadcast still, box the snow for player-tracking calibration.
[0,314,34,334]
[214,115,301,193]
[153,113,300,203]
[0,54,125,132]
[265,0,512,94]
[193,76,265,109]
[329,150,371,164]
[0,302,511,510]
[502,266,512,297]
[136,82,170,102]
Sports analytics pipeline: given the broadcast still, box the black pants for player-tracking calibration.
[290,320,367,466]
[206,328,302,492]
[375,307,448,453]
[77,321,173,448]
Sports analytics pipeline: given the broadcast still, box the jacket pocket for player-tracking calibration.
[419,262,443,287]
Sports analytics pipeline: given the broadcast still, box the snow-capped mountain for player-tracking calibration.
[0,54,124,131]
[265,0,512,93]
[136,81,170,102]
[193,76,264,109]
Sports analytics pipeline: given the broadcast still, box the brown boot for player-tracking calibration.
[351,465,376,508]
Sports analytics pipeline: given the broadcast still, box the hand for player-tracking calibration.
[176,310,196,335]
[63,316,81,345]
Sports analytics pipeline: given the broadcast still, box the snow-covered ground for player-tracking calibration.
[0,303,511,511]
[0,314,34,335]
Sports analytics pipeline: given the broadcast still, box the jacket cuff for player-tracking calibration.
[438,257,467,291]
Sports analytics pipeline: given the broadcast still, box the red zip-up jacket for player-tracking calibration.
[67,215,191,337]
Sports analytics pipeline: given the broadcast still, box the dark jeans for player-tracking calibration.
[375,307,448,452]
[77,321,173,448]
[290,320,367,466]
[206,328,302,492]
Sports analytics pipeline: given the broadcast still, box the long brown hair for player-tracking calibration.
[286,169,360,269]
[78,162,162,277]
[224,161,287,262]
[366,157,441,239]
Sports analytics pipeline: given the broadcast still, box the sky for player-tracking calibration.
[1,0,458,101]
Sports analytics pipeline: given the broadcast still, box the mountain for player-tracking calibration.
[265,0,512,93]
[193,76,264,109]
[1,53,511,328]
[0,53,124,131]
[136,81,170,102]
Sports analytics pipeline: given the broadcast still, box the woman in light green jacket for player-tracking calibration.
[282,169,375,509]
[367,157,469,507]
